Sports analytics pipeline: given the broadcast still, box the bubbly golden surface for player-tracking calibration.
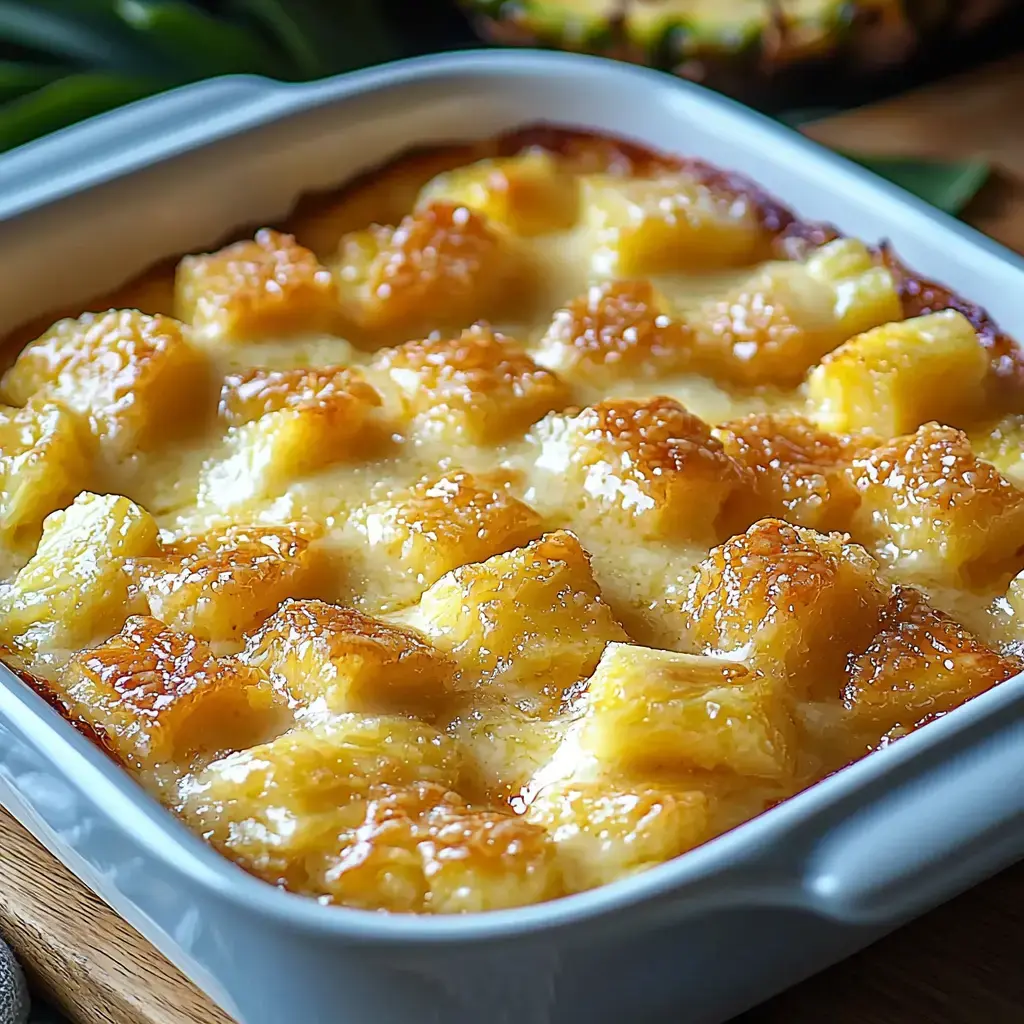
[2,127,1023,915]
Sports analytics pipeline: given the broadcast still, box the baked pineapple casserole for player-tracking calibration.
[3,127,1024,914]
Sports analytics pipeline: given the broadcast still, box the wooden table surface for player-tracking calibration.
[2,52,1024,1024]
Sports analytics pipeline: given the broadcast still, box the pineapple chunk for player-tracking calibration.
[417,151,579,236]
[530,397,749,542]
[175,229,339,342]
[416,531,628,699]
[241,599,454,714]
[685,518,888,697]
[1,310,207,456]
[199,366,383,506]
[180,716,555,913]
[351,472,543,592]
[447,700,566,805]
[714,413,871,533]
[690,240,901,387]
[128,522,325,646]
[375,325,569,444]
[576,643,796,779]
[60,616,284,775]
[0,492,158,657]
[0,401,94,548]
[335,201,531,339]
[971,414,1024,488]
[178,715,461,884]
[581,172,769,275]
[319,782,560,913]
[807,310,988,435]
[526,780,709,892]
[533,279,692,381]
[847,423,1024,585]
[844,588,1018,734]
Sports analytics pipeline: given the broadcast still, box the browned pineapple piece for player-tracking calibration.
[576,643,795,779]
[526,780,709,892]
[534,279,693,381]
[530,397,749,542]
[417,151,579,236]
[1,310,206,456]
[60,615,283,774]
[319,781,560,913]
[335,201,530,338]
[714,413,870,533]
[175,229,339,342]
[0,401,94,548]
[0,492,158,658]
[685,518,888,697]
[199,366,383,505]
[241,599,454,714]
[844,588,1018,735]
[352,472,543,590]
[807,310,988,435]
[690,239,901,387]
[375,325,569,444]
[179,715,557,913]
[581,172,770,275]
[847,423,1024,586]
[416,530,628,699]
[128,522,325,646]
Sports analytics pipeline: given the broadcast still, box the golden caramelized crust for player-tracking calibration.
[714,413,870,533]
[685,519,888,697]
[689,239,901,388]
[199,367,384,507]
[417,150,580,236]
[241,599,454,715]
[416,531,628,700]
[61,615,283,776]
[1,310,207,456]
[575,643,796,780]
[128,523,325,646]
[0,492,158,661]
[530,397,750,542]
[5,126,1024,917]
[581,171,771,275]
[352,471,543,592]
[375,325,570,444]
[844,588,1019,736]
[0,401,94,549]
[807,310,989,435]
[525,781,709,893]
[175,229,339,342]
[218,365,380,426]
[319,782,560,914]
[335,201,530,339]
[847,423,1024,586]
[533,279,692,381]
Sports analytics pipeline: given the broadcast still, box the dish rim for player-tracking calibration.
[2,47,1024,945]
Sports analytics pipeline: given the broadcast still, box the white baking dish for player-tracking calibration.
[2,50,1024,1024]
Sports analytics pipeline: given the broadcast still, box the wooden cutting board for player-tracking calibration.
[2,53,1024,1024]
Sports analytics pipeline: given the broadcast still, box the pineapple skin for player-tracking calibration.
[459,1,1011,104]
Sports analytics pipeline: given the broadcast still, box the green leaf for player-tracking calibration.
[0,71,158,152]
[0,60,66,102]
[837,152,991,216]
[228,0,401,79]
[0,0,177,76]
[114,0,287,79]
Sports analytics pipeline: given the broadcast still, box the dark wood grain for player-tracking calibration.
[1,52,1024,1024]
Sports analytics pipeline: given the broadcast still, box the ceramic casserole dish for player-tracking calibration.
[3,50,1024,1024]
